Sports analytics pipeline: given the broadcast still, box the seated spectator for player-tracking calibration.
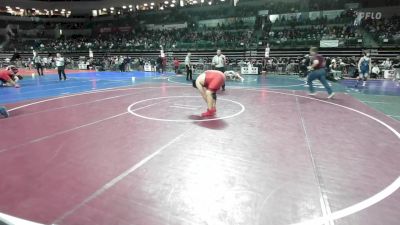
[371,63,381,78]
[381,58,392,70]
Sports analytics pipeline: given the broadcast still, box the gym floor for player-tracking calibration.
[0,71,399,225]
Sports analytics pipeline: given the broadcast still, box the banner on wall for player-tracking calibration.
[280,13,301,21]
[320,40,339,48]
[99,27,132,33]
[198,17,255,27]
[258,10,269,16]
[99,27,112,33]
[309,11,321,20]
[322,10,344,20]
[146,23,187,30]
[118,26,132,32]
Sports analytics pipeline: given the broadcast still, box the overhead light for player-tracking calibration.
[144,3,148,6]
[160,6,164,10]
[150,6,154,9]
[118,11,121,14]
[193,0,197,3]
[6,6,10,8]
[129,8,133,11]
[32,8,36,10]
[172,0,176,3]
[20,9,24,11]
[110,7,114,10]
[208,1,212,4]
[136,5,139,9]
[129,5,133,8]
[55,9,59,11]
[122,5,127,9]
[103,8,107,11]
[171,4,175,7]
[68,11,71,13]
[151,2,155,5]
[16,7,20,9]
[165,1,169,4]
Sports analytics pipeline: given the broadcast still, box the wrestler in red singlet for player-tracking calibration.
[192,70,226,117]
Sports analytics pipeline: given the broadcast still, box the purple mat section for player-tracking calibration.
[0,85,399,225]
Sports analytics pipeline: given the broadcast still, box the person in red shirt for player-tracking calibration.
[173,57,180,74]
[161,57,167,74]
[0,66,20,88]
[307,47,334,99]
[193,70,226,117]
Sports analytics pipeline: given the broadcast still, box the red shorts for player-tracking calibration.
[204,70,225,92]
[0,70,11,82]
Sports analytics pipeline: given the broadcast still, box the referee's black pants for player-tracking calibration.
[186,65,192,80]
[58,66,67,80]
[215,67,226,91]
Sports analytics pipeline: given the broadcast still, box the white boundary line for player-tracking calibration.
[295,93,334,225]
[169,105,197,110]
[1,85,399,225]
[127,96,246,122]
[0,100,169,154]
[52,128,193,224]
[0,212,44,225]
[167,76,305,88]
[8,85,188,112]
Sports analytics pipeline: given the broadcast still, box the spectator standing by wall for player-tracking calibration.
[33,51,44,76]
[173,57,180,74]
[185,52,192,81]
[56,53,67,81]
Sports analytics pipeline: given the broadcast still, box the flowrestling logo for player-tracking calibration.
[356,11,383,20]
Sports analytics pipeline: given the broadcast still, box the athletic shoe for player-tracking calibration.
[308,92,317,96]
[201,110,215,117]
[327,93,336,99]
[0,107,9,118]
[210,108,217,114]
[362,81,366,87]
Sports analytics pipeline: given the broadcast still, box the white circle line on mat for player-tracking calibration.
[127,96,245,122]
[5,84,400,225]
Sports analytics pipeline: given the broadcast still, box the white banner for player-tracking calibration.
[309,11,321,20]
[320,40,339,48]
[258,10,269,16]
[241,66,258,75]
[146,23,187,30]
[322,10,344,19]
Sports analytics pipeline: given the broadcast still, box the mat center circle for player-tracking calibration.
[127,96,245,122]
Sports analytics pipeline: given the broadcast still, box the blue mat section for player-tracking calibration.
[339,79,400,96]
[1,71,399,104]
[0,71,172,104]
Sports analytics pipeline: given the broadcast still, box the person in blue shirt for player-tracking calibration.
[356,52,371,87]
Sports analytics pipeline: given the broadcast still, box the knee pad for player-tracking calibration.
[212,92,217,100]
